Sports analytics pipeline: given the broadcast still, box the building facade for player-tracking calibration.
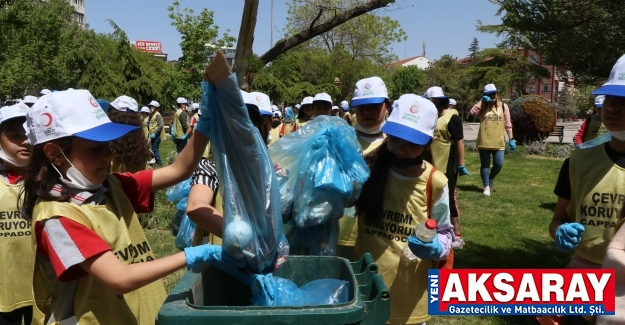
[68,0,85,25]
[520,49,559,102]
[389,56,432,70]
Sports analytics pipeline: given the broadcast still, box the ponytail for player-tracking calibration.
[355,141,391,224]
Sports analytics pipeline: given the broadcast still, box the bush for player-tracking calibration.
[509,95,556,143]
[548,144,573,158]
[525,139,549,156]
[464,140,478,152]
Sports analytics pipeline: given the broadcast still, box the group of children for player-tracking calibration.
[1,53,625,325]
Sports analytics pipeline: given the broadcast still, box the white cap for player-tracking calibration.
[25,89,138,146]
[0,103,28,124]
[273,111,282,118]
[246,91,273,116]
[352,76,388,106]
[449,99,457,106]
[595,95,605,108]
[271,105,279,112]
[593,55,625,97]
[392,100,399,111]
[23,95,38,104]
[425,86,448,99]
[176,97,188,105]
[148,100,160,108]
[295,104,301,109]
[110,95,139,112]
[332,106,339,111]
[40,89,51,96]
[484,84,497,95]
[191,103,200,110]
[140,106,150,113]
[340,100,349,110]
[313,93,332,105]
[381,94,438,146]
[301,96,314,106]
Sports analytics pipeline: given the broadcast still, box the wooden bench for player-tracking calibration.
[551,125,565,143]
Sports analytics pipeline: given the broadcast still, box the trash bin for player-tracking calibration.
[157,253,390,325]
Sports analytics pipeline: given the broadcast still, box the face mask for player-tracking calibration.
[272,120,281,128]
[0,148,29,167]
[609,130,625,141]
[51,149,101,191]
[354,120,386,135]
[266,133,273,143]
[383,147,424,169]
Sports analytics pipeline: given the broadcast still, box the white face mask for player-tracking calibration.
[51,149,101,191]
[0,148,29,167]
[609,130,625,141]
[354,120,386,135]
[267,133,273,142]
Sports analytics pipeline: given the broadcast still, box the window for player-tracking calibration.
[528,54,539,64]
[541,84,551,93]
[526,84,536,94]
[74,12,84,23]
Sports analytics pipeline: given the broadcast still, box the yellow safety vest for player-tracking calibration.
[173,109,186,139]
[431,109,458,172]
[31,175,167,325]
[142,116,149,140]
[566,145,625,265]
[337,134,385,248]
[0,177,33,313]
[477,102,506,150]
[354,162,447,324]
[148,112,166,141]
[584,115,607,143]
[268,125,281,146]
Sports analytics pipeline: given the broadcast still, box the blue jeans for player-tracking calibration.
[479,150,504,187]
[151,137,162,165]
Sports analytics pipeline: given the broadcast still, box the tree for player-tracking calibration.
[167,1,236,98]
[478,0,625,83]
[233,0,259,91]
[387,66,426,99]
[468,38,480,58]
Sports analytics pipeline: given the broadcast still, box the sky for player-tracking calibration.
[85,0,504,63]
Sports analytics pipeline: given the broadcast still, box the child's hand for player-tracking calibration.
[555,223,585,252]
[407,235,443,260]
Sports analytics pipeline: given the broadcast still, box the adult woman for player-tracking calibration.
[469,84,516,196]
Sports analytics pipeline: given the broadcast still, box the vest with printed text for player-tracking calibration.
[431,109,458,172]
[0,178,33,313]
[477,102,505,150]
[31,175,166,325]
[584,115,607,143]
[354,162,447,324]
[567,145,625,265]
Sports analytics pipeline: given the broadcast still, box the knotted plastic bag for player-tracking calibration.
[201,75,288,274]
[251,275,348,307]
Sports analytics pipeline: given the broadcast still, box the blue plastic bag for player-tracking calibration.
[166,178,192,236]
[251,275,348,307]
[268,116,369,255]
[201,75,288,274]
[175,213,196,250]
[284,106,294,124]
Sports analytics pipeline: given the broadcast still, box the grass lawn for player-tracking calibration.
[146,142,573,325]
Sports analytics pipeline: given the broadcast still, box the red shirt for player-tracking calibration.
[36,170,154,282]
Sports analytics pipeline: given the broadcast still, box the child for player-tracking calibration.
[290,96,313,132]
[107,95,150,173]
[469,84,516,196]
[311,93,333,118]
[21,86,245,325]
[140,106,150,140]
[337,77,389,261]
[331,106,340,116]
[268,111,282,147]
[147,101,165,166]
[0,103,33,325]
[427,87,468,251]
[341,100,354,126]
[354,93,453,324]
[173,97,191,153]
[187,103,200,138]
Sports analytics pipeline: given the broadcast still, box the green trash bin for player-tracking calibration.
[157,254,390,325]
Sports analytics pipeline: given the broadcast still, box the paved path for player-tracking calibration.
[463,121,582,144]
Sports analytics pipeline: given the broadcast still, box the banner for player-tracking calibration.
[135,40,162,53]
[428,269,615,316]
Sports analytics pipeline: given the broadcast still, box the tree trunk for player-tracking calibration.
[259,0,396,64]
[233,0,259,90]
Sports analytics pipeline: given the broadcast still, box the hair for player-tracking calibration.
[0,117,26,135]
[298,104,313,121]
[431,98,450,112]
[354,141,392,224]
[246,105,270,144]
[19,137,74,221]
[312,101,332,117]
[479,92,502,118]
[107,108,150,167]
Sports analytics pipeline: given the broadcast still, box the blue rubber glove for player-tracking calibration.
[250,274,276,305]
[150,133,156,139]
[457,166,470,177]
[482,96,492,103]
[555,223,585,252]
[184,244,250,283]
[407,235,443,260]
[508,139,517,151]
[181,134,188,140]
